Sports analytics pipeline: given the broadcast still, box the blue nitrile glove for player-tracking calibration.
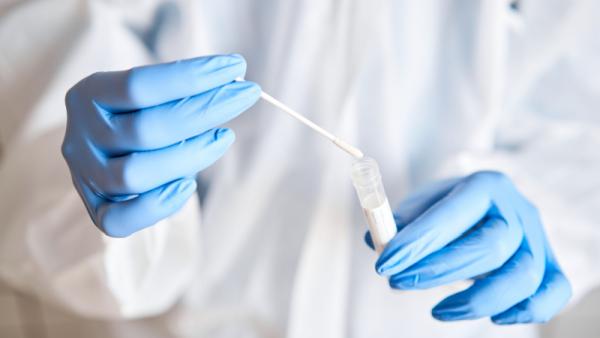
[365,171,571,324]
[62,54,260,237]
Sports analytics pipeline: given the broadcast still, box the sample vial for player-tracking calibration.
[351,157,397,253]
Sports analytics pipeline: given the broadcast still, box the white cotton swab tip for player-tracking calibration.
[333,138,364,159]
[235,77,364,159]
[259,90,364,159]
[258,94,364,159]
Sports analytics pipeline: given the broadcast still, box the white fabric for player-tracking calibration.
[0,0,599,337]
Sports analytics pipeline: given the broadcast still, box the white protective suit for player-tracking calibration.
[1,0,600,337]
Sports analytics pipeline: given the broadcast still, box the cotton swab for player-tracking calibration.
[258,90,364,159]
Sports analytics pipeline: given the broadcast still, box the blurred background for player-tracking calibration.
[1,279,599,337]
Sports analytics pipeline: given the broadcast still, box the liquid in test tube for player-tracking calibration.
[351,157,397,253]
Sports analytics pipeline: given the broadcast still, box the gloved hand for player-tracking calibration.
[366,171,571,324]
[62,54,260,237]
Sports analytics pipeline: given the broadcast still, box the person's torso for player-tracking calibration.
[0,0,552,337]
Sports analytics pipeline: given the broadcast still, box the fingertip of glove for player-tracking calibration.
[247,81,262,97]
[178,178,198,194]
[224,53,247,76]
[375,254,395,276]
[160,178,197,203]
[226,53,246,63]
[188,54,247,81]
[207,53,245,67]
[214,128,235,142]
[210,128,236,151]
[232,80,261,96]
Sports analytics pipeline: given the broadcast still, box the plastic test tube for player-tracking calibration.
[351,157,397,253]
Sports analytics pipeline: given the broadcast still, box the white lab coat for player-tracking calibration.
[1,0,599,337]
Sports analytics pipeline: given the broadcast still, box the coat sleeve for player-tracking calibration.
[0,0,200,319]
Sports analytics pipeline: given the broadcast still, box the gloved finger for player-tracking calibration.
[491,267,571,324]
[70,174,106,223]
[82,54,247,111]
[394,178,461,226]
[376,176,492,276]
[95,178,198,237]
[492,244,571,324]
[93,128,234,196]
[388,217,522,289]
[431,242,546,321]
[364,178,460,251]
[97,81,260,152]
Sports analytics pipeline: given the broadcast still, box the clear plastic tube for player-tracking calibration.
[351,157,397,253]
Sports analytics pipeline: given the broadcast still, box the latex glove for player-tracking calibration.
[366,171,571,324]
[62,54,260,237]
